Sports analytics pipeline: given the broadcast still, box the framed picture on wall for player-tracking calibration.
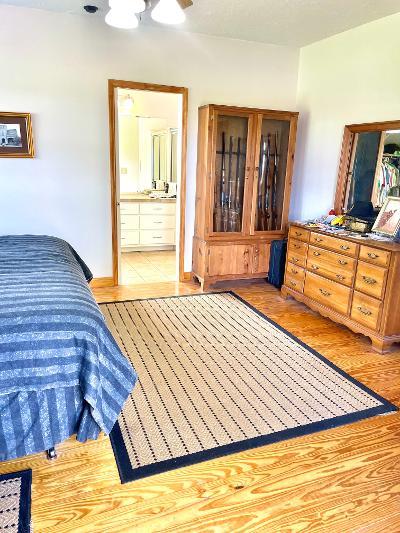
[0,112,34,158]
[372,196,400,238]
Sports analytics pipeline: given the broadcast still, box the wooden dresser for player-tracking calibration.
[281,223,400,353]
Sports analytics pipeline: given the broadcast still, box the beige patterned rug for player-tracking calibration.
[101,292,396,483]
[0,470,31,533]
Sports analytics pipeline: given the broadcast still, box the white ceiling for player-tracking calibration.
[1,0,400,46]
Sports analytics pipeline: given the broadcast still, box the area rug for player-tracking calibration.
[101,292,397,483]
[0,469,32,533]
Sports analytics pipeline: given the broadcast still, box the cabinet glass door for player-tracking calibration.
[213,114,249,233]
[254,118,290,231]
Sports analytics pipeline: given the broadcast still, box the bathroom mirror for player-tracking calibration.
[335,120,400,213]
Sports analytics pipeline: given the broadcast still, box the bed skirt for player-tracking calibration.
[0,386,102,461]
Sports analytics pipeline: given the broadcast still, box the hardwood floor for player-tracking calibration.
[1,280,400,532]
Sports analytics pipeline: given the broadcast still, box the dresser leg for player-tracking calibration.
[371,337,391,354]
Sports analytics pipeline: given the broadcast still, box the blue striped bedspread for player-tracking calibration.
[0,235,137,460]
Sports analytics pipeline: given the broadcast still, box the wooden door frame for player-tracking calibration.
[108,79,188,285]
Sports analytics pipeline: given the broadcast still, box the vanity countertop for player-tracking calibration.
[120,193,176,203]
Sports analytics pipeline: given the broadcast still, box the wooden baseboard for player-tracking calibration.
[91,277,114,288]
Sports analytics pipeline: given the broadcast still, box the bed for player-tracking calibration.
[0,235,137,461]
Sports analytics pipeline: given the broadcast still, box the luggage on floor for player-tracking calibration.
[267,239,287,288]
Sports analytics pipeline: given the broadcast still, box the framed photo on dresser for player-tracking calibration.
[372,196,400,238]
[0,112,34,158]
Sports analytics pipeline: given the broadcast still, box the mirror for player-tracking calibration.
[335,121,400,213]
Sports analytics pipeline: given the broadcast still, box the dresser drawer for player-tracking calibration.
[140,202,176,215]
[121,230,139,246]
[304,272,351,315]
[285,275,304,293]
[285,263,305,282]
[351,292,382,331]
[139,229,175,245]
[359,245,391,268]
[287,249,307,268]
[140,214,175,230]
[310,232,358,257]
[120,214,140,230]
[355,262,387,300]
[307,246,356,272]
[120,202,139,215]
[289,226,310,243]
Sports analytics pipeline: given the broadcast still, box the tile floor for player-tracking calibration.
[120,250,177,285]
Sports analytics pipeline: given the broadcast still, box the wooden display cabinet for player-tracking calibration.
[192,104,298,290]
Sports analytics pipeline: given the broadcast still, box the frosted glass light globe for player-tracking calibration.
[151,0,186,25]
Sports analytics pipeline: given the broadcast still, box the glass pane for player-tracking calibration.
[170,130,178,182]
[347,131,381,210]
[159,134,167,180]
[213,115,248,232]
[255,119,290,231]
[152,135,160,181]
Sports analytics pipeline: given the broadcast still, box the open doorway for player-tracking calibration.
[109,80,188,286]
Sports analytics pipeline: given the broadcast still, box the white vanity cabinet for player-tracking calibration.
[120,200,176,251]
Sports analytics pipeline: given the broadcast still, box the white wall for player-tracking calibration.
[293,13,400,221]
[0,5,299,276]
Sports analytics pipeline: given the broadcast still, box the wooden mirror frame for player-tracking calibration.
[334,119,400,213]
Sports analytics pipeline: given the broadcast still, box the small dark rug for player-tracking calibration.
[101,292,397,484]
[0,469,31,533]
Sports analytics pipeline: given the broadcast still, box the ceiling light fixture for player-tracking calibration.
[151,0,185,25]
[105,0,188,29]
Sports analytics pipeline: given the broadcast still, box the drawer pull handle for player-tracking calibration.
[311,264,319,270]
[290,268,298,274]
[362,276,377,285]
[314,237,323,242]
[293,244,301,249]
[338,259,348,265]
[295,231,302,236]
[340,245,350,250]
[292,257,299,263]
[357,306,372,316]
[367,252,379,259]
[336,274,345,281]
[313,251,321,257]
[319,288,331,297]
[289,280,297,286]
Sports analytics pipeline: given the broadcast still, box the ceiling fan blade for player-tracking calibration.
[177,0,193,9]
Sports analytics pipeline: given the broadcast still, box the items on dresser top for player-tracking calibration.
[282,223,400,353]
[120,194,176,251]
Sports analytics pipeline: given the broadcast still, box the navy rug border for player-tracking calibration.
[0,469,32,533]
[106,292,398,484]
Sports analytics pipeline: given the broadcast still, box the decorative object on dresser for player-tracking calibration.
[281,223,400,353]
[120,194,176,251]
[0,112,34,158]
[372,196,400,238]
[192,104,298,290]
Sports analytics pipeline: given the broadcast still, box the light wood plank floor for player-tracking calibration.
[1,280,400,532]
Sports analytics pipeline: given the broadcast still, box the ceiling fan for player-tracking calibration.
[105,0,193,29]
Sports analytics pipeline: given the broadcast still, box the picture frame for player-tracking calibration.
[0,112,34,158]
[372,196,400,238]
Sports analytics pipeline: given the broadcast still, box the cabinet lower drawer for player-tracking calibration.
[304,271,351,315]
[120,202,139,215]
[140,214,175,230]
[120,214,140,230]
[139,229,175,245]
[285,263,305,282]
[351,292,382,331]
[285,275,304,293]
[140,202,176,215]
[355,261,387,300]
[121,230,139,246]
